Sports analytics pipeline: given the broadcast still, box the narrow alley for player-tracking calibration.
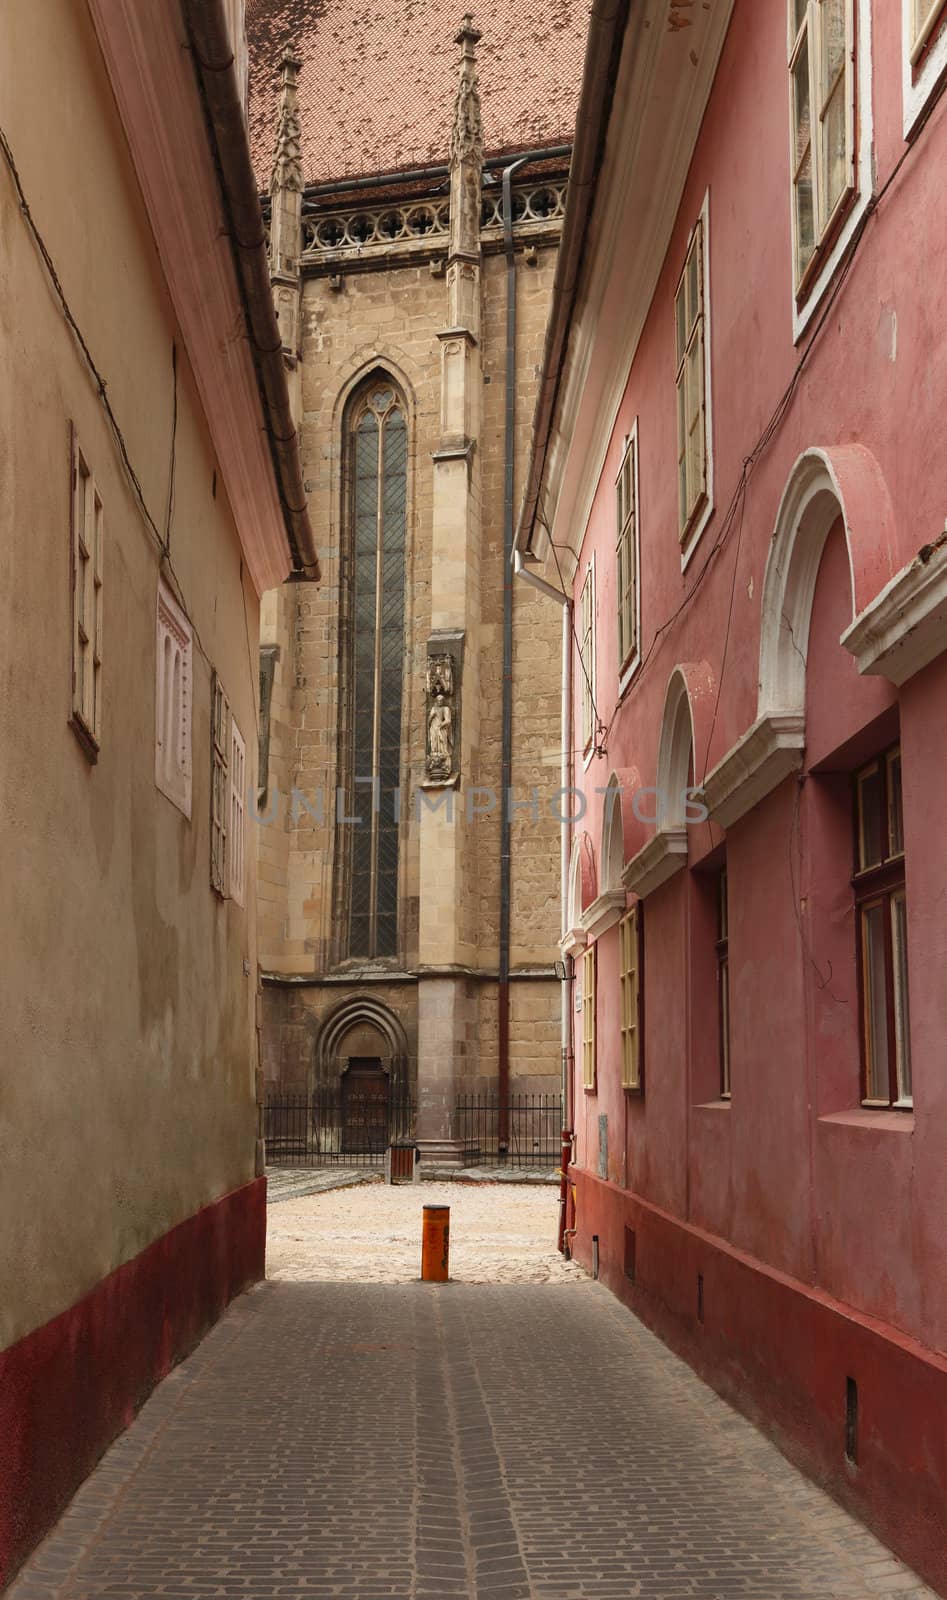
[8,1188,935,1600]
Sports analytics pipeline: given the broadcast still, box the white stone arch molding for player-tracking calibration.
[314,995,411,1097]
[703,448,852,831]
[621,669,693,900]
[580,773,627,940]
[562,833,591,958]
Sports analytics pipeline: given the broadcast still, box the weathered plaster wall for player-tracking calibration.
[0,0,261,1355]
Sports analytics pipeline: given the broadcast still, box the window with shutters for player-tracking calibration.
[854,747,911,1109]
[789,0,855,298]
[581,944,597,1091]
[70,435,103,759]
[674,195,713,564]
[211,675,230,895]
[903,0,947,134]
[616,427,640,686]
[155,580,193,818]
[230,718,247,906]
[337,376,407,961]
[619,906,643,1092]
[579,561,596,756]
[717,865,731,1099]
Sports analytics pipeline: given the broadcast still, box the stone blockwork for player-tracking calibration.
[257,31,567,1116]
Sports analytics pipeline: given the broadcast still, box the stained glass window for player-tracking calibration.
[345,383,407,959]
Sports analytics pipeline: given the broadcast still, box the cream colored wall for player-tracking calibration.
[0,0,261,1351]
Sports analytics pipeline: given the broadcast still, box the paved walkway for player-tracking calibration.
[9,1279,935,1600]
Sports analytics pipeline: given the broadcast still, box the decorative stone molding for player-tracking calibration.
[702,714,805,830]
[299,182,566,267]
[580,890,626,941]
[841,529,947,687]
[269,50,304,197]
[621,829,688,899]
[560,925,588,960]
[450,15,484,168]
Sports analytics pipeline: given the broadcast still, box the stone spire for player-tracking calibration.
[447,15,484,334]
[270,49,304,200]
[268,49,304,396]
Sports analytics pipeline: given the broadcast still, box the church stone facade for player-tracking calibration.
[249,7,585,1163]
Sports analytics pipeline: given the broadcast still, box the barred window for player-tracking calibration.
[341,379,407,960]
[581,944,597,1091]
[70,435,103,758]
[616,431,639,676]
[619,906,643,1092]
[789,0,855,294]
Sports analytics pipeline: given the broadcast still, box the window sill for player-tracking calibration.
[694,1098,732,1112]
[818,1108,915,1134]
[69,712,100,765]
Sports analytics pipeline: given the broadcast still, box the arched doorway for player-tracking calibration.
[340,1056,390,1154]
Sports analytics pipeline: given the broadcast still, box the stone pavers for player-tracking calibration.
[8,1279,937,1600]
[265,1167,384,1204]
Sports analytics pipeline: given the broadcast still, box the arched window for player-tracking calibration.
[340,378,407,960]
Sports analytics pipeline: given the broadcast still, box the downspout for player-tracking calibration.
[180,0,319,582]
[498,157,529,1155]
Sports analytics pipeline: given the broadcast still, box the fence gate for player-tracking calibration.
[264,1084,416,1168]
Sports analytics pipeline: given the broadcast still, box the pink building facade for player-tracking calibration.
[516,0,947,1588]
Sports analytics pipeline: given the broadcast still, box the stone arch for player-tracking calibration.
[757,446,897,722]
[564,830,597,953]
[332,351,419,434]
[656,667,696,830]
[601,773,625,892]
[314,996,410,1097]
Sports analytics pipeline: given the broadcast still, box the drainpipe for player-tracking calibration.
[180,0,319,581]
[498,157,529,1154]
[512,556,572,1248]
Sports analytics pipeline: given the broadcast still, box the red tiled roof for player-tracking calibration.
[247,0,590,189]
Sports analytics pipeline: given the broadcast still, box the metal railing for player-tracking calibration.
[454,1094,562,1169]
[264,1089,416,1168]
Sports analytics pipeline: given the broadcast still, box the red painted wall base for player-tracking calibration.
[0,1177,266,1590]
[571,1168,947,1597]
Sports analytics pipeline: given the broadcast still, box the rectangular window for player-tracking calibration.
[230,718,247,906]
[619,906,643,1092]
[70,436,103,757]
[717,866,731,1099]
[616,431,639,677]
[155,579,193,818]
[579,563,596,754]
[211,675,230,896]
[854,746,911,1108]
[675,218,707,541]
[581,944,597,1091]
[789,0,855,295]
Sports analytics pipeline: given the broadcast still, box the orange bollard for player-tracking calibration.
[421,1204,450,1281]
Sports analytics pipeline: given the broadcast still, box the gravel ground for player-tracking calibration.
[266,1179,588,1285]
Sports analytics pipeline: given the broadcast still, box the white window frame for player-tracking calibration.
[581,943,597,1091]
[211,674,230,896]
[229,717,247,906]
[616,423,642,696]
[579,556,597,765]
[619,905,643,1092]
[789,0,873,342]
[70,433,103,758]
[676,193,714,571]
[155,579,193,818]
[902,0,947,137]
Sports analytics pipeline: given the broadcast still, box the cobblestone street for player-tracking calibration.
[9,1190,935,1600]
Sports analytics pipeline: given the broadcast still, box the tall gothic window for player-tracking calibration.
[343,380,407,959]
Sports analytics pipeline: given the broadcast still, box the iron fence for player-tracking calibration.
[454,1094,563,1169]
[264,1088,416,1168]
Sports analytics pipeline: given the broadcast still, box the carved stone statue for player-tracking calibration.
[425,653,456,778]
